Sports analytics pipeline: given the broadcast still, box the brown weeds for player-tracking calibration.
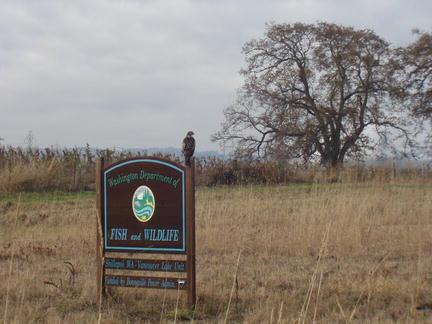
[1,145,431,192]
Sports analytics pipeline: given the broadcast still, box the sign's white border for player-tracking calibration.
[103,159,186,252]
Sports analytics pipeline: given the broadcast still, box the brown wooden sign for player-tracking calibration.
[103,158,186,253]
[96,157,196,307]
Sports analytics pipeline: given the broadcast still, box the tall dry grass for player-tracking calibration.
[1,145,431,192]
[0,180,431,322]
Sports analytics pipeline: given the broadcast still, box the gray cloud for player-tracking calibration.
[1,0,431,150]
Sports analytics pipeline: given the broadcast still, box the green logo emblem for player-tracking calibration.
[132,185,155,222]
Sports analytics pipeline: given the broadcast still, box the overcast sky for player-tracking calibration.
[1,0,431,151]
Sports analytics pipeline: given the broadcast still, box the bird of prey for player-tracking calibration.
[182,131,195,166]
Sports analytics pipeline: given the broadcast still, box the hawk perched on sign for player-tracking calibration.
[182,131,195,166]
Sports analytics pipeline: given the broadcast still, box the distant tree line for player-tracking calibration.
[0,144,430,192]
[213,22,432,167]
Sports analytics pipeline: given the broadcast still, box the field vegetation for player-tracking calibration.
[1,177,432,323]
[1,145,431,192]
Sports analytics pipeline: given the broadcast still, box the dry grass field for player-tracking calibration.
[1,180,432,323]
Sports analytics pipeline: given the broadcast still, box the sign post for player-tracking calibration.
[95,157,105,300]
[95,157,196,307]
[186,158,196,307]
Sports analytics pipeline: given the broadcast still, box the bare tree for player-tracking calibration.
[396,31,432,119]
[213,22,409,167]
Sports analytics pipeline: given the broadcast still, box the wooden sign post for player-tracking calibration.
[186,159,196,306]
[95,157,196,308]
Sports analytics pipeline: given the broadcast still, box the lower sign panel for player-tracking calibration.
[105,275,187,290]
[105,258,186,272]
